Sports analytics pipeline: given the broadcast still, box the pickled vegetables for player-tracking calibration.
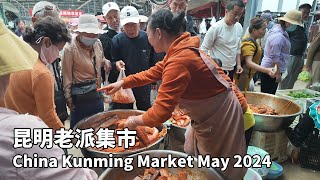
[169,107,191,127]
[248,104,279,115]
[298,71,312,82]
[287,91,320,98]
[134,168,188,180]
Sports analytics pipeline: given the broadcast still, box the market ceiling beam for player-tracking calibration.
[76,0,93,10]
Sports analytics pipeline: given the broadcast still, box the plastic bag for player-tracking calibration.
[103,72,112,103]
[112,68,136,103]
[298,70,312,82]
[150,84,157,105]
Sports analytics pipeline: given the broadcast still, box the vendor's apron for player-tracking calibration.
[182,48,247,179]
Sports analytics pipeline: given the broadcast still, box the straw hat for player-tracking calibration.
[73,14,107,34]
[278,9,303,27]
[0,19,38,76]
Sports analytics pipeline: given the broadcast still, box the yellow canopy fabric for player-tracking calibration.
[0,19,38,76]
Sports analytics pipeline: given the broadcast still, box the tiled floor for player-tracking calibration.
[67,80,320,179]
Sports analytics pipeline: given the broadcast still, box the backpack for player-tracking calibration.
[237,38,258,79]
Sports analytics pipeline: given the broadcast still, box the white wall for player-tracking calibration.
[258,0,315,12]
[260,0,280,12]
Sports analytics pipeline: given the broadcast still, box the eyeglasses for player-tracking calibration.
[33,5,60,16]
[229,10,243,18]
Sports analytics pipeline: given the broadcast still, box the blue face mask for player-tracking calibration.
[80,36,97,46]
[267,21,274,30]
[286,24,297,32]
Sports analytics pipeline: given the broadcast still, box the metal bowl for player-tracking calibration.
[99,150,225,180]
[73,109,166,158]
[244,92,302,132]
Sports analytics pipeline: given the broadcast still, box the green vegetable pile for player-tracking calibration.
[298,71,312,82]
[288,91,320,98]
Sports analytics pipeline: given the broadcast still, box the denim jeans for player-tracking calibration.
[70,98,104,129]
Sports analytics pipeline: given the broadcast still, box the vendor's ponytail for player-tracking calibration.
[172,11,186,33]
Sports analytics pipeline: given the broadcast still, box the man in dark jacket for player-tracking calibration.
[279,3,311,89]
[169,0,197,36]
[109,6,157,111]
[99,2,121,83]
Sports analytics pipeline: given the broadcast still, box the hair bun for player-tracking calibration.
[148,9,187,36]
[22,26,35,43]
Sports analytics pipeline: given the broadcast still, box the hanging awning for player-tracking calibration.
[188,0,247,19]
[1,2,20,14]
[188,1,225,18]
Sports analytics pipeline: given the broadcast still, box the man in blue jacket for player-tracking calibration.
[109,6,157,111]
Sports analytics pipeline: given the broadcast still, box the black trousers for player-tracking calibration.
[261,73,279,95]
[224,67,236,82]
[245,127,254,147]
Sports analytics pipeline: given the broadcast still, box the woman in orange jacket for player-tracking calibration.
[4,17,70,131]
[99,9,247,179]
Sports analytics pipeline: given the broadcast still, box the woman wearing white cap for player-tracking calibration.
[260,10,303,94]
[62,14,112,128]
[107,6,157,111]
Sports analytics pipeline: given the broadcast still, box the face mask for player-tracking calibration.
[267,21,274,30]
[36,37,59,64]
[80,36,97,46]
[286,24,297,32]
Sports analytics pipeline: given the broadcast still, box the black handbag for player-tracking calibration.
[54,89,69,122]
[52,60,69,122]
[71,55,102,104]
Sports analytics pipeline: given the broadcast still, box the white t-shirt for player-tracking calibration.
[200,18,243,71]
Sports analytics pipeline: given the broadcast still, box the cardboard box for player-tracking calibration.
[249,130,288,162]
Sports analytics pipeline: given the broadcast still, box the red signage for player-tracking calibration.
[29,9,84,17]
[60,10,84,17]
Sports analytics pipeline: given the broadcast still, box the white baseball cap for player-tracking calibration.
[102,2,120,17]
[120,6,140,26]
[32,1,59,17]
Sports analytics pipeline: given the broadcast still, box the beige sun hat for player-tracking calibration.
[278,9,303,27]
[139,15,148,23]
[73,14,107,34]
[0,19,38,76]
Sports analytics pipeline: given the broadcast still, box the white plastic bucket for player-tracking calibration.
[244,168,262,180]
